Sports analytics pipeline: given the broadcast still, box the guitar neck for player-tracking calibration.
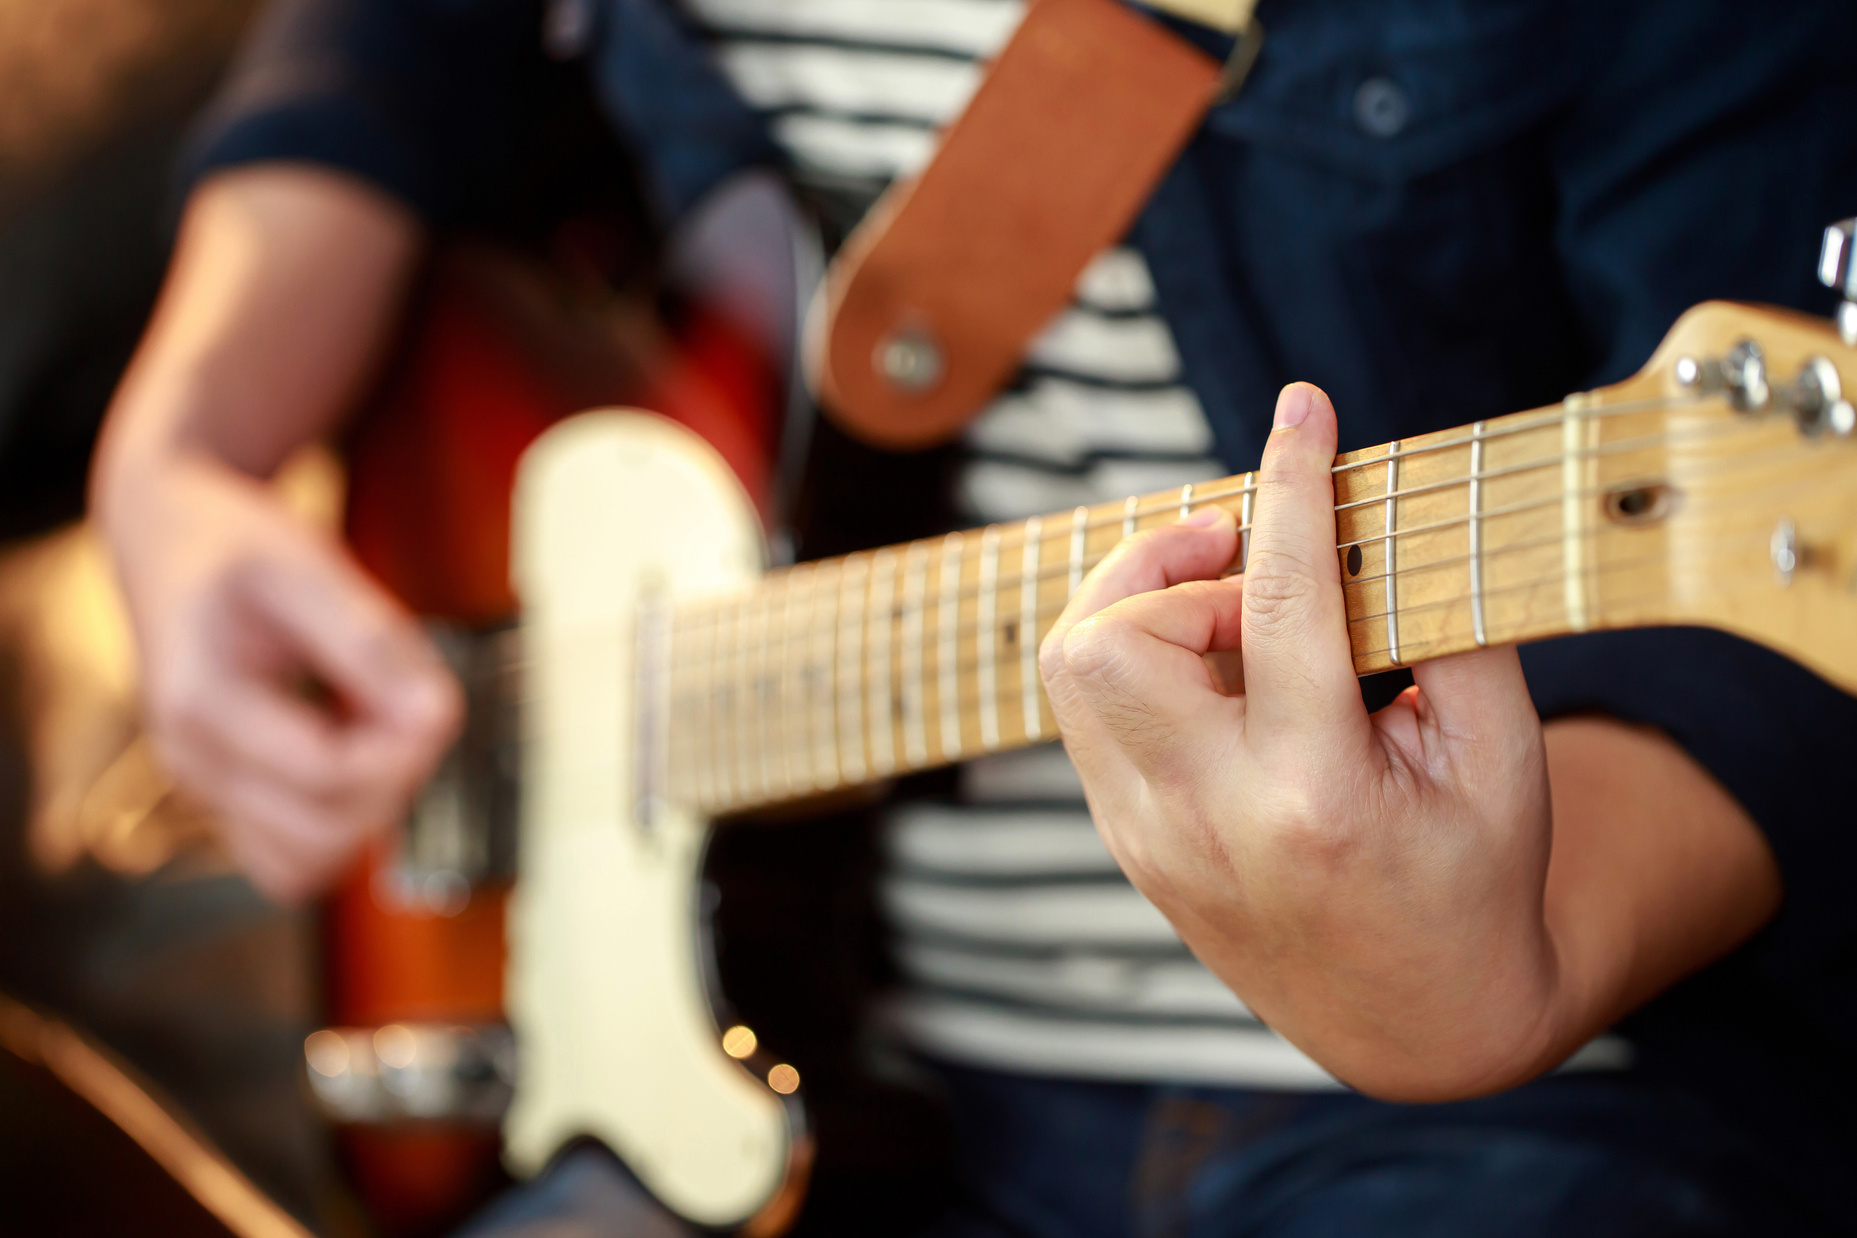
[661,329,1834,817]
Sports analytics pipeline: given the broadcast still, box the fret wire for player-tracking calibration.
[723,599,742,806]
[678,456,1665,666]
[732,596,753,803]
[669,471,1716,680]
[796,565,823,791]
[939,534,964,760]
[679,489,1801,807]
[1350,538,1726,661]
[777,567,804,792]
[837,554,868,784]
[1384,441,1400,666]
[1327,389,1695,476]
[666,458,1810,803]
[978,527,1001,751]
[682,522,1768,811]
[695,601,718,806]
[867,550,897,776]
[1068,506,1087,597]
[901,543,929,767]
[1469,420,1487,647]
[1122,495,1138,539]
[670,438,1789,686]
[668,406,1812,798]
[664,402,1751,647]
[1179,483,1194,520]
[674,402,1733,690]
[1020,516,1043,743]
[812,561,842,787]
[756,585,778,797]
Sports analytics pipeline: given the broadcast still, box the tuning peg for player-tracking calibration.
[1820,219,1857,345]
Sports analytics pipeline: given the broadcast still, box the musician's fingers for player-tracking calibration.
[239,545,461,740]
[1040,507,1236,685]
[1239,384,1372,747]
[1047,576,1246,781]
[203,768,374,903]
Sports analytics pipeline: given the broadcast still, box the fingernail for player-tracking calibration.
[1181,507,1227,529]
[1274,385,1312,430]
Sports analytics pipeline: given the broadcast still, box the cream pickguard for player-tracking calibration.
[505,411,802,1231]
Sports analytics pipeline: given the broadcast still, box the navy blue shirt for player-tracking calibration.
[188,0,1857,1219]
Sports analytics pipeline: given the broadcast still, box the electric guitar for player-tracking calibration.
[503,296,1857,1232]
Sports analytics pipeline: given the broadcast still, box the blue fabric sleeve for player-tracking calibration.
[184,0,776,230]
[185,0,547,223]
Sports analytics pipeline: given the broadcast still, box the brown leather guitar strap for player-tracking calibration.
[808,0,1262,449]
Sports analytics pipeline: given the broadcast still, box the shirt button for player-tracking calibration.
[1354,77,1410,138]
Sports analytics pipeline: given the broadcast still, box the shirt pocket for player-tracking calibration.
[1210,0,1582,184]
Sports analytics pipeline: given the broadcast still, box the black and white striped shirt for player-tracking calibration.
[667,0,1638,1087]
[676,0,1336,1085]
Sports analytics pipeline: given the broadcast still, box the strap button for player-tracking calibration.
[1355,77,1410,138]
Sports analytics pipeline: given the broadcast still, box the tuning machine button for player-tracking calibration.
[1722,339,1770,411]
[1791,355,1856,436]
[1821,219,1857,346]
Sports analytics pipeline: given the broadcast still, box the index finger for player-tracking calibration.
[238,541,461,736]
[1240,383,1372,745]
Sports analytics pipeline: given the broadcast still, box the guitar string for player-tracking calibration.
[655,422,1822,676]
[665,397,1773,636]
[661,451,1848,789]
[672,401,1847,798]
[673,527,1785,810]
[665,504,1789,784]
[701,388,1715,629]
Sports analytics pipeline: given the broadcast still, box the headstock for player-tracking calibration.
[1592,290,1857,695]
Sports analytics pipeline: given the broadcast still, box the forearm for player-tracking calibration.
[93,164,421,525]
[1534,716,1780,1060]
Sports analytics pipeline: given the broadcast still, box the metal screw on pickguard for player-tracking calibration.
[875,326,944,393]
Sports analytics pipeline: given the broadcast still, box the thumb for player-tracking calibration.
[1405,643,1540,758]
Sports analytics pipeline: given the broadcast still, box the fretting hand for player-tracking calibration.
[1039,382,1778,1100]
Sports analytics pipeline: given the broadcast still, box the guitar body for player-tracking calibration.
[507,411,805,1231]
[332,241,780,1233]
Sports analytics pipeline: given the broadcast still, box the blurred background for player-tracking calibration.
[0,0,337,1229]
[0,4,947,1235]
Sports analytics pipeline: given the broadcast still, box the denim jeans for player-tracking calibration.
[455,1059,1833,1238]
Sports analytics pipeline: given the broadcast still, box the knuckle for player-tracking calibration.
[1037,627,1069,686]
[1241,552,1322,640]
[1061,614,1136,689]
[1255,783,1355,868]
